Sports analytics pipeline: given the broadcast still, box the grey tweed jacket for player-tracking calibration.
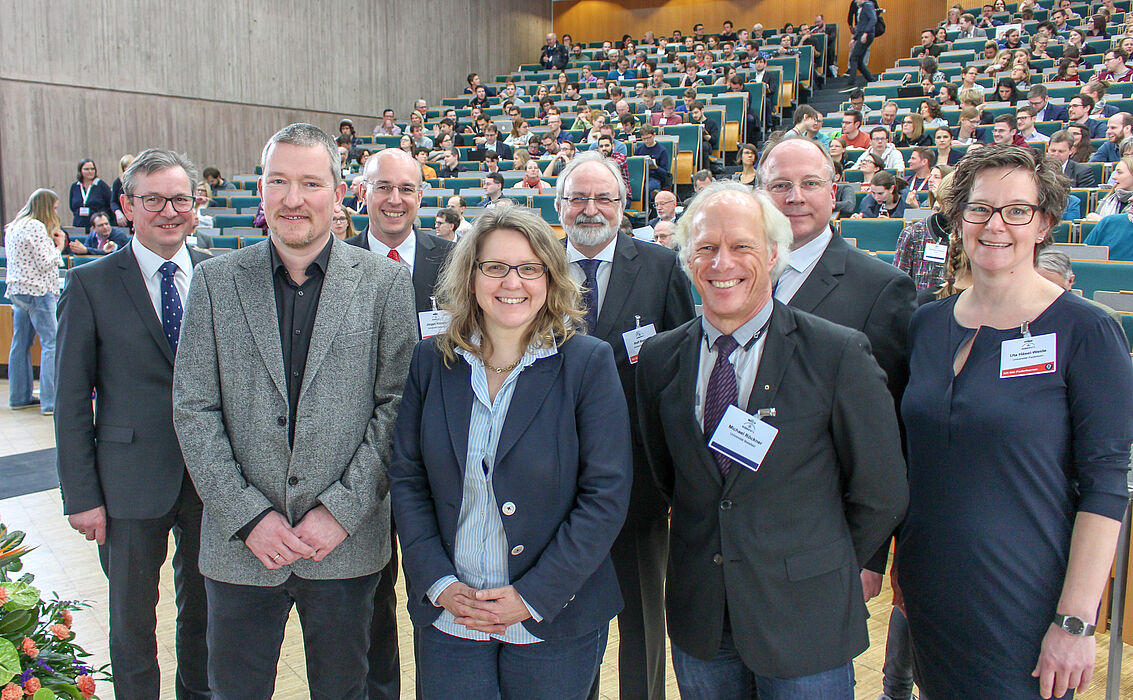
[173,236,416,586]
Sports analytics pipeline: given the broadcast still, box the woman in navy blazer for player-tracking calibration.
[390,207,632,700]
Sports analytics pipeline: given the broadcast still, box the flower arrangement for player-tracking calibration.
[0,522,110,699]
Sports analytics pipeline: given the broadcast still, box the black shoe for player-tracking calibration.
[11,398,40,410]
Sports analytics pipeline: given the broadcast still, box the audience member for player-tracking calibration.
[1090,112,1133,162]
[69,158,114,230]
[69,210,130,255]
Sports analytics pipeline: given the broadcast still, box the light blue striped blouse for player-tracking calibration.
[424,340,558,644]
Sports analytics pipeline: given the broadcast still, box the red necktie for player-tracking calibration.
[387,249,401,263]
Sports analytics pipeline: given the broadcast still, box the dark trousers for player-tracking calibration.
[367,524,402,700]
[97,474,209,700]
[590,515,669,700]
[848,38,874,84]
[205,571,380,700]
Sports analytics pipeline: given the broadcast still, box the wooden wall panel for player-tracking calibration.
[552,0,951,84]
[0,0,551,219]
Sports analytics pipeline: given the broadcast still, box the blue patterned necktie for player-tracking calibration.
[704,334,739,477]
[159,261,183,354]
[578,259,601,334]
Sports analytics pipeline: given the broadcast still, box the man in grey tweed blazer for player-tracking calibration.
[173,123,416,700]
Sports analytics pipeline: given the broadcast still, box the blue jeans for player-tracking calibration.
[417,623,608,700]
[882,607,915,699]
[672,624,855,700]
[8,293,57,412]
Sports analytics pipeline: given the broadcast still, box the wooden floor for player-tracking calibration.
[1,378,1131,699]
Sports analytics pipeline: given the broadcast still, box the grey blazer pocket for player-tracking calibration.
[785,539,851,582]
[96,424,135,444]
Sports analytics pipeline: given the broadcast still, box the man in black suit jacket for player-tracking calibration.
[471,124,514,161]
[1048,130,1098,187]
[759,137,915,582]
[56,149,211,699]
[1028,85,1070,123]
[556,151,695,700]
[346,148,454,700]
[636,183,907,696]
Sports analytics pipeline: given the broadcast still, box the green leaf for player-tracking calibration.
[34,688,58,700]
[0,636,19,684]
[1,580,41,610]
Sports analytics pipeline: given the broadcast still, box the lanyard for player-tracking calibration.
[79,181,94,205]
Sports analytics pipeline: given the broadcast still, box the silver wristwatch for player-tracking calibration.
[1053,614,1096,637]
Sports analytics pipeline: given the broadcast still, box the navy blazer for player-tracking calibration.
[390,334,632,641]
[1037,103,1069,123]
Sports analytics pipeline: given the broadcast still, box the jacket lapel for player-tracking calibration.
[413,231,438,313]
[661,321,724,487]
[233,241,287,400]
[299,238,363,402]
[441,356,473,476]
[788,231,846,313]
[116,245,176,366]
[745,302,796,415]
[595,234,641,340]
[494,351,562,466]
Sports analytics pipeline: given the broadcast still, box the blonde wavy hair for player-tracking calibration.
[433,207,584,366]
[9,189,60,233]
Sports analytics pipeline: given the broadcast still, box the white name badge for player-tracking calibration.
[621,323,656,364]
[78,207,90,216]
[1000,332,1057,378]
[923,242,948,263]
[418,310,451,339]
[708,405,778,473]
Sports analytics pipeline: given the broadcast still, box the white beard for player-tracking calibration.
[565,214,619,247]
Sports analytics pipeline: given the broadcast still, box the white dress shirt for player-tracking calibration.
[368,231,417,274]
[773,227,832,304]
[566,236,618,315]
[694,299,774,426]
[131,237,193,320]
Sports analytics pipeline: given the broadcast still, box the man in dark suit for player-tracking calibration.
[472,124,514,161]
[1048,131,1098,187]
[555,151,696,700]
[758,136,915,587]
[67,210,130,255]
[1028,85,1069,123]
[848,0,877,86]
[56,148,211,699]
[540,32,568,70]
[636,182,908,696]
[346,147,454,700]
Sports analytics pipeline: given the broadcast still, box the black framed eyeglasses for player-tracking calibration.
[128,194,195,213]
[961,202,1038,225]
[476,261,547,279]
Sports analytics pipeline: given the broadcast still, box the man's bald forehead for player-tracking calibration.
[655,191,677,202]
[761,138,831,175]
[366,148,422,184]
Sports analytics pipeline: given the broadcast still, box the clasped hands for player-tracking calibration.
[437,581,532,635]
[246,506,347,570]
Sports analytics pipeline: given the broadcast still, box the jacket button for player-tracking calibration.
[510,544,525,556]
[712,553,723,565]
[501,501,516,516]
[719,499,733,510]
[277,416,287,426]
[288,476,299,486]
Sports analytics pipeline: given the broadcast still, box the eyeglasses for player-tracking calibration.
[367,183,419,196]
[128,194,195,213]
[763,178,830,195]
[961,202,1039,225]
[560,195,621,207]
[476,261,548,279]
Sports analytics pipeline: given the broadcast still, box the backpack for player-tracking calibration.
[873,4,887,37]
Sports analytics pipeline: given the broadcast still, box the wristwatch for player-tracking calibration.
[1053,614,1096,637]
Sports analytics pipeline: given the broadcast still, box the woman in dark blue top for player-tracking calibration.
[898,145,1133,699]
[68,158,113,230]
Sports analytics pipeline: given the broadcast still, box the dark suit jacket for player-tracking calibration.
[390,334,631,640]
[79,227,131,255]
[55,242,210,518]
[636,303,908,677]
[474,140,513,160]
[346,228,455,316]
[1064,159,1098,187]
[581,233,695,527]
[853,0,877,42]
[1036,103,1069,123]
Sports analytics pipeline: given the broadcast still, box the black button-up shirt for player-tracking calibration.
[270,236,332,447]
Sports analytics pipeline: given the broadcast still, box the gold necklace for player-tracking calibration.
[484,357,521,374]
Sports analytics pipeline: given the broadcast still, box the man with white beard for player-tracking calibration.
[555,151,694,700]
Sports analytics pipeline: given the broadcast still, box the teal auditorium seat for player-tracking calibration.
[839,219,905,252]
[532,194,560,224]
[214,215,255,229]
[1067,260,1133,299]
[352,216,368,231]
[212,236,240,250]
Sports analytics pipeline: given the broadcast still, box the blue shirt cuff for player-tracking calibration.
[427,575,459,606]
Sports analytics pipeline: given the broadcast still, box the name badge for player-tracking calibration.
[78,207,90,216]
[418,310,451,339]
[708,405,778,473]
[621,323,656,364]
[923,242,948,263]
[1000,332,1056,378]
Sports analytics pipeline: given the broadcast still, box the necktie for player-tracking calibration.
[387,249,401,263]
[577,259,601,334]
[704,334,739,477]
[159,261,183,354]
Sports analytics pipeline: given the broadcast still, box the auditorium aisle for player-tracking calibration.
[1,377,1129,698]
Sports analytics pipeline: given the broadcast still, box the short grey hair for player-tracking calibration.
[675,182,793,281]
[260,122,341,187]
[554,150,628,210]
[756,134,836,187]
[1035,247,1073,281]
[121,148,199,196]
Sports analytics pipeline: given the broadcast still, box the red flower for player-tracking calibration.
[1,684,21,700]
[60,609,73,627]
[19,637,38,658]
[49,623,70,640]
[0,587,8,605]
[76,675,96,698]
[21,678,40,696]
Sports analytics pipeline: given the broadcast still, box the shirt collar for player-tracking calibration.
[455,333,560,367]
[701,298,774,350]
[269,234,333,278]
[368,229,416,264]
[787,226,833,273]
[566,235,617,263]
[132,237,193,279]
